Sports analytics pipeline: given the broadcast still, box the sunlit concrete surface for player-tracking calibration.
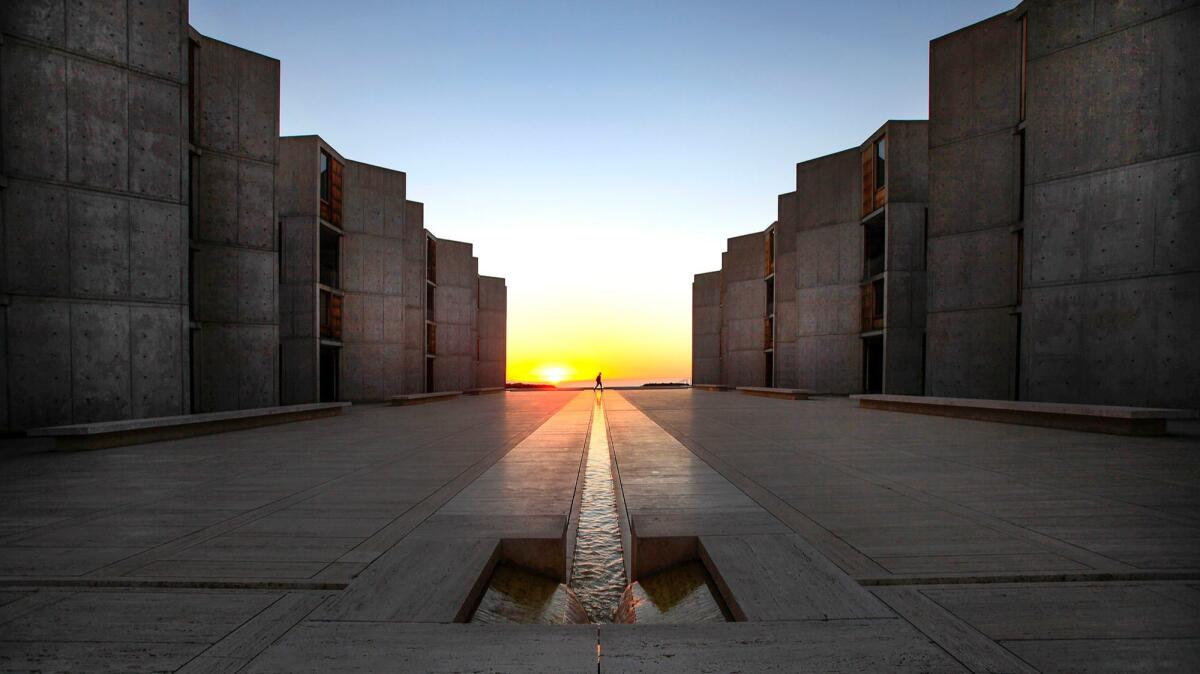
[1,389,1197,671]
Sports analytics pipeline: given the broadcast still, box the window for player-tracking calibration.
[1015,229,1024,304]
[319,227,340,288]
[426,322,437,356]
[872,278,885,318]
[1019,14,1028,122]
[863,214,885,279]
[874,136,886,190]
[320,289,342,340]
[426,283,435,319]
[765,277,774,313]
[320,345,340,402]
[426,236,437,284]
[319,150,331,203]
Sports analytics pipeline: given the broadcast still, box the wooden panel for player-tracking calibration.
[330,158,344,227]
[874,184,887,212]
[861,147,874,217]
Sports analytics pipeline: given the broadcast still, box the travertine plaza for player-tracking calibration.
[2,0,1199,672]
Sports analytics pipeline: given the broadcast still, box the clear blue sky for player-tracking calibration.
[191,0,1014,382]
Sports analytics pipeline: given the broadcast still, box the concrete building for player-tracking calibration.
[2,1,504,431]
[927,1,1199,408]
[277,136,504,402]
[696,121,928,395]
[0,1,280,431]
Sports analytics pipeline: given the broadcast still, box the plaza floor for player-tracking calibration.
[0,390,1197,672]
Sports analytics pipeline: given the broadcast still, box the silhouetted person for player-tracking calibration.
[594,372,604,391]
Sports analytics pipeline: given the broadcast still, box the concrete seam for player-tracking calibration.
[0,34,186,87]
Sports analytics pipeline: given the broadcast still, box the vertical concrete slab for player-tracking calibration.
[927,13,1021,400]
[4,181,69,295]
[70,303,132,423]
[692,271,722,385]
[66,58,128,191]
[130,201,184,302]
[793,149,862,394]
[433,240,477,392]
[6,300,72,429]
[65,0,126,63]
[68,191,130,300]
[192,34,280,412]
[130,305,184,419]
[477,275,507,388]
[774,192,799,388]
[128,73,183,200]
[128,0,184,79]
[1,43,68,181]
[721,231,768,388]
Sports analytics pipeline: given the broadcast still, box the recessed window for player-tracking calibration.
[874,136,886,190]
[319,227,340,288]
[319,150,331,203]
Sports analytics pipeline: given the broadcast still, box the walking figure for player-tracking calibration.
[594,372,604,391]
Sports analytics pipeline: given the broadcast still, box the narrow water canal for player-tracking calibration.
[567,394,627,621]
[470,392,728,624]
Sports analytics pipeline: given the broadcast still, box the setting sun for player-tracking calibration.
[533,365,572,385]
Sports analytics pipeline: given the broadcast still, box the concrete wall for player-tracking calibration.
[927,13,1022,400]
[1,0,190,430]
[1020,0,1200,408]
[432,239,478,392]
[477,275,507,388]
[773,193,799,388]
[794,149,862,394]
[403,201,427,394]
[339,160,407,401]
[880,121,928,395]
[721,232,767,388]
[691,271,722,385]
[190,34,279,412]
[277,136,321,404]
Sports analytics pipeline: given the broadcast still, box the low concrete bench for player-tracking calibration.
[737,387,811,400]
[692,384,732,392]
[465,387,505,395]
[390,391,462,406]
[852,394,1197,436]
[28,402,351,450]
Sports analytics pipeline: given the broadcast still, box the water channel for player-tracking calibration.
[470,394,727,624]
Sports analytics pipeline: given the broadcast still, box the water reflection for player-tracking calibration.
[613,560,730,624]
[471,563,589,624]
[469,393,729,624]
[567,395,626,622]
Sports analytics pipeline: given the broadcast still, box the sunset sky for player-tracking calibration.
[191,0,1011,385]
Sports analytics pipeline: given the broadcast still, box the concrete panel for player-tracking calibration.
[1026,272,1200,409]
[795,150,858,230]
[1,43,68,181]
[885,121,929,205]
[276,137,318,218]
[343,293,384,343]
[692,271,721,384]
[796,333,860,394]
[929,13,1020,148]
[238,160,275,249]
[6,300,72,428]
[886,203,927,273]
[237,47,279,163]
[128,0,183,79]
[196,152,238,244]
[128,73,182,200]
[926,227,1014,313]
[4,181,69,295]
[197,36,239,154]
[1026,0,1195,60]
[69,190,129,299]
[194,247,238,323]
[884,327,925,395]
[237,249,276,324]
[238,325,277,409]
[2,0,66,45]
[280,338,317,405]
[66,57,127,190]
[130,200,183,302]
[928,130,1016,238]
[280,216,316,284]
[383,295,405,344]
[886,270,925,330]
[130,305,183,418]
[926,308,1016,400]
[66,0,126,63]
[342,343,385,401]
[70,303,131,423]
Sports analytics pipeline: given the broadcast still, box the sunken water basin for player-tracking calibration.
[470,395,729,624]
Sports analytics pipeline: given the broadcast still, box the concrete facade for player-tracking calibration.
[695,122,928,396]
[2,1,505,430]
[190,33,280,413]
[477,276,508,389]
[792,149,863,394]
[926,13,1024,401]
[719,233,769,388]
[691,272,722,385]
[431,240,479,392]
[927,1,1199,409]
[2,0,189,431]
[277,137,503,402]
